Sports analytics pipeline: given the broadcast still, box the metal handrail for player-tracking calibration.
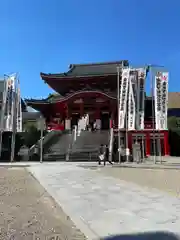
[28,130,60,156]
[66,128,75,161]
[29,130,52,151]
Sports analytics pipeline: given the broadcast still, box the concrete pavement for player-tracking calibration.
[28,162,180,239]
[0,166,86,240]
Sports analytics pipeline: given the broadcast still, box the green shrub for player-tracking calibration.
[23,125,47,148]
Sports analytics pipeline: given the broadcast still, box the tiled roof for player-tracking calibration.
[67,61,129,76]
[40,60,129,79]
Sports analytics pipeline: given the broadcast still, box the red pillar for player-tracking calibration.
[110,119,113,128]
[94,107,100,119]
[128,132,132,152]
[64,103,71,130]
[65,103,69,118]
[164,130,169,156]
[80,103,84,117]
[110,107,116,128]
[146,132,150,156]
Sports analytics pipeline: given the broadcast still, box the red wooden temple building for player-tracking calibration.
[25,60,169,156]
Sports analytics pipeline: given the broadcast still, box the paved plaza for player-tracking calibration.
[1,162,180,239]
[98,164,180,196]
[0,166,86,240]
[26,162,180,239]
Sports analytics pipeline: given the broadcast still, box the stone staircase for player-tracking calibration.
[43,131,73,161]
[71,130,109,153]
[29,130,63,161]
[69,130,109,161]
[43,130,109,162]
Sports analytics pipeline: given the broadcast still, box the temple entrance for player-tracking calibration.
[132,135,146,159]
[71,113,80,128]
[150,138,164,156]
[101,112,110,130]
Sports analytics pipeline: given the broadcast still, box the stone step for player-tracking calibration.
[43,130,109,161]
[47,132,73,154]
[70,130,109,154]
[43,152,98,162]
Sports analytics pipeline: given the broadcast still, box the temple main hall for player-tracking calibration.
[26,60,169,157]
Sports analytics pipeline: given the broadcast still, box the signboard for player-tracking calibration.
[118,68,130,129]
[154,71,168,130]
[137,68,146,130]
[4,75,16,131]
[128,74,136,130]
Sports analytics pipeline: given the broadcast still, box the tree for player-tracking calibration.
[23,121,37,132]
[168,116,180,131]
[168,117,180,156]
[23,125,40,148]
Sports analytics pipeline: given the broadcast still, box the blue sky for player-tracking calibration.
[0,0,179,98]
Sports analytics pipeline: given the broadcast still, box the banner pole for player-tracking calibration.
[40,115,43,163]
[0,77,8,158]
[10,74,18,163]
[117,66,121,163]
[151,67,156,164]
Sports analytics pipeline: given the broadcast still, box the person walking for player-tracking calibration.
[104,144,113,166]
[93,121,97,131]
[98,144,105,165]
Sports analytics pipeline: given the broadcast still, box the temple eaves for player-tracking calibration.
[40,60,129,80]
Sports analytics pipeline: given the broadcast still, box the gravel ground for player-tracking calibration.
[0,167,86,240]
[98,166,180,196]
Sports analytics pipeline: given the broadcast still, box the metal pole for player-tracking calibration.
[10,74,18,163]
[141,135,145,162]
[125,111,129,162]
[159,131,162,163]
[109,127,114,162]
[0,77,7,158]
[117,66,121,163]
[150,67,156,164]
[40,116,43,163]
[135,70,139,163]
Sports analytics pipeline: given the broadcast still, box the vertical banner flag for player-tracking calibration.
[131,70,138,129]
[0,79,8,131]
[5,75,16,131]
[154,71,168,130]
[128,73,136,130]
[161,72,168,129]
[118,68,130,129]
[137,68,146,130]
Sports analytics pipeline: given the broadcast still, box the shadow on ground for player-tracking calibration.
[103,231,180,240]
